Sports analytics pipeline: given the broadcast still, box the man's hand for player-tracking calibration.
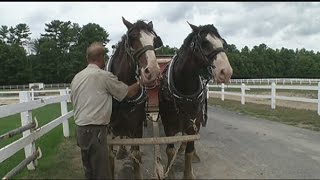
[126,77,142,98]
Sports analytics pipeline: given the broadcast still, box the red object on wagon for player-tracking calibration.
[145,55,173,112]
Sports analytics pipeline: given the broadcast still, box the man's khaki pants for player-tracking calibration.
[76,125,111,179]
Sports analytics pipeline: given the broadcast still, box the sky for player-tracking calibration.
[1,1,320,56]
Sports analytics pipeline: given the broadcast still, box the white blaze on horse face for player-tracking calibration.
[139,30,160,85]
[206,34,233,84]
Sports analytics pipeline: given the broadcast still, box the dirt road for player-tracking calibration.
[114,106,320,179]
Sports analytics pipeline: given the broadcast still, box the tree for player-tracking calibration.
[31,20,81,83]
[155,45,177,55]
[68,23,110,82]
[0,25,9,44]
[0,42,28,85]
[31,21,110,83]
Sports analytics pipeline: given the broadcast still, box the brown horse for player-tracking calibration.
[158,22,233,179]
[106,17,162,179]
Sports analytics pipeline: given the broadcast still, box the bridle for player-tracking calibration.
[122,26,163,105]
[124,26,163,80]
[190,31,226,82]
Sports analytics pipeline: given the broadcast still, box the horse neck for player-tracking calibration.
[111,42,135,85]
[172,49,201,95]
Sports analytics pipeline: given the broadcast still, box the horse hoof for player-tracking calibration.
[192,152,201,163]
[134,171,143,180]
[118,160,134,179]
[164,170,175,180]
[183,171,196,179]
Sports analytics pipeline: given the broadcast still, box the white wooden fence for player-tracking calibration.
[230,78,320,85]
[0,89,73,179]
[1,78,320,90]
[0,83,71,90]
[0,88,71,105]
[208,82,320,115]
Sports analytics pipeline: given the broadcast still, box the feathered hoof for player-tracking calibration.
[132,150,143,179]
[164,169,175,180]
[192,151,201,163]
[183,168,196,179]
[134,169,143,180]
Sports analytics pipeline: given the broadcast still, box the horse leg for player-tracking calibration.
[180,142,200,162]
[116,136,128,160]
[178,141,186,154]
[165,144,176,179]
[183,141,196,179]
[131,146,143,179]
[178,136,200,163]
[192,148,201,163]
[109,145,115,179]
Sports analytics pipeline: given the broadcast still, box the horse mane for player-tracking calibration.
[178,24,222,52]
[130,20,154,32]
[112,35,126,61]
[111,20,154,61]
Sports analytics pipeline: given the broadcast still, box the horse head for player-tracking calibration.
[187,22,233,84]
[122,17,162,86]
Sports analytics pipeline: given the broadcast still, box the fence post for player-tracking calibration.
[66,87,71,103]
[19,91,37,170]
[271,82,276,109]
[221,83,225,101]
[31,89,34,101]
[318,82,320,115]
[60,90,70,137]
[206,84,209,99]
[241,83,245,104]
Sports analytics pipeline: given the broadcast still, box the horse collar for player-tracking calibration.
[167,55,204,102]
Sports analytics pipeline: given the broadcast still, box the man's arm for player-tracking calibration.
[104,71,141,101]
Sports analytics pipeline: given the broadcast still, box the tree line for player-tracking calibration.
[1,20,320,85]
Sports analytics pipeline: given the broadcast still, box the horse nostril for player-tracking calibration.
[145,67,150,74]
[220,69,226,76]
[220,68,233,81]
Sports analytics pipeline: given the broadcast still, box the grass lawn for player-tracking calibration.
[0,103,84,179]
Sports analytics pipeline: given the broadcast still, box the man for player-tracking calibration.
[70,42,141,179]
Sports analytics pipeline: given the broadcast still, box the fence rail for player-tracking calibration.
[230,78,320,85]
[0,83,71,90]
[0,89,72,179]
[208,82,320,115]
[1,78,320,90]
[0,88,71,105]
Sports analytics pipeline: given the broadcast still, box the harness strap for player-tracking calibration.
[133,45,154,60]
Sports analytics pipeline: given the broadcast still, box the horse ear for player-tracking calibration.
[187,21,199,33]
[122,16,133,29]
[148,21,153,29]
[222,38,228,45]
